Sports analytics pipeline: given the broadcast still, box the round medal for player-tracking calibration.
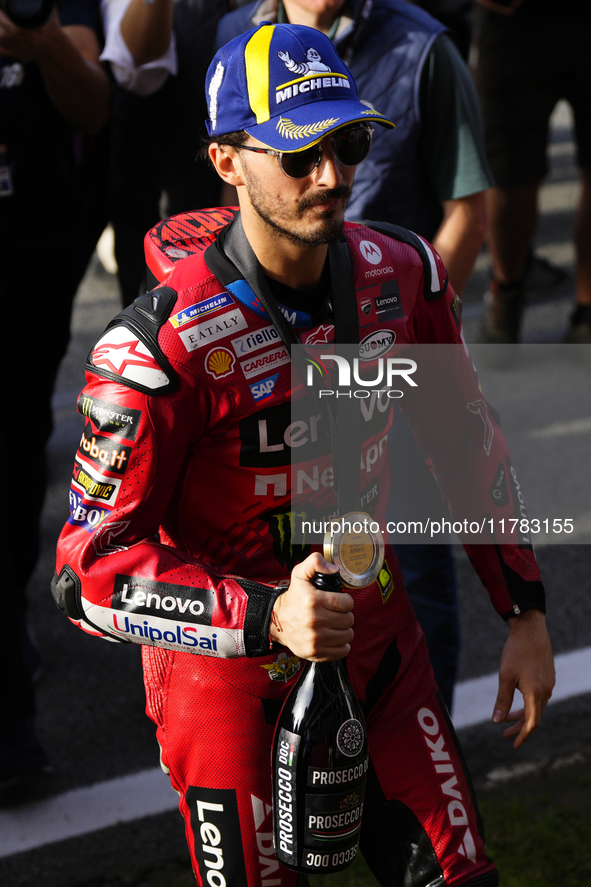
[323,511,385,588]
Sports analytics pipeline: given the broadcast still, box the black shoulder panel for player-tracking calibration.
[51,565,84,621]
[85,286,180,396]
[362,219,449,301]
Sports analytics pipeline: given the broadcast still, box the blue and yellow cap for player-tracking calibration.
[205,22,395,152]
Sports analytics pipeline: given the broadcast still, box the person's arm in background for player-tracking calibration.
[0,8,108,133]
[100,0,177,95]
[119,0,173,65]
[420,33,492,295]
[435,192,488,295]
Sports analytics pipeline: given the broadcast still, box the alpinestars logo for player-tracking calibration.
[91,328,169,390]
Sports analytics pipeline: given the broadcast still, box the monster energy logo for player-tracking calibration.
[268,509,312,570]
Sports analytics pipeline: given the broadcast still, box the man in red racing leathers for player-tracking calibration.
[53,22,554,887]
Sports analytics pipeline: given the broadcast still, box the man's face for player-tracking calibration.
[236,135,355,249]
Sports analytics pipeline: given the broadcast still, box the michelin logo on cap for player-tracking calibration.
[275,46,351,110]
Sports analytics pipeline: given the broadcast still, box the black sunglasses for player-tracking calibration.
[232,125,374,179]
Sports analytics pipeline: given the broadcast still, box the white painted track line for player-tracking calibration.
[2,645,590,859]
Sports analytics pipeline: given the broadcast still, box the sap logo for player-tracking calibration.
[417,708,478,864]
[359,240,382,265]
[250,374,279,402]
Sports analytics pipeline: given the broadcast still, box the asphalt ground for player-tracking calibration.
[1,101,590,886]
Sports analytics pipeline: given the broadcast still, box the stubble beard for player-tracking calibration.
[244,172,352,247]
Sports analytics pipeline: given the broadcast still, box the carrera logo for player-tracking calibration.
[359,330,396,360]
[241,346,290,380]
[205,347,235,379]
[417,708,478,864]
[359,240,382,265]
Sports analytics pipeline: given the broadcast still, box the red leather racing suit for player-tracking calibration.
[54,210,543,887]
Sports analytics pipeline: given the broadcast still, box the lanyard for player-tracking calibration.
[208,214,363,515]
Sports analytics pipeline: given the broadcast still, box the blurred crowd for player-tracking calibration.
[1,0,589,788]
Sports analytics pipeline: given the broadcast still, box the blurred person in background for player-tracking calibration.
[0,0,109,788]
[99,0,230,305]
[474,0,591,344]
[407,0,473,59]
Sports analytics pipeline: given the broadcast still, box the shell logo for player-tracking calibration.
[205,347,235,379]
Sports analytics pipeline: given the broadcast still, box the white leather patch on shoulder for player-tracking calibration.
[90,326,170,390]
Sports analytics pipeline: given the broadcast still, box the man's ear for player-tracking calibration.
[209,143,246,187]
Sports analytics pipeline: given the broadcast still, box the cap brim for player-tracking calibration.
[246,99,395,152]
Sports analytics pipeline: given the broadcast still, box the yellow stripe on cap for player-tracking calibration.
[244,25,275,124]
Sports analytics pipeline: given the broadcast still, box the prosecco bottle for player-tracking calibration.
[272,571,368,874]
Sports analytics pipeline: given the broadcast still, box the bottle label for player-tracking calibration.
[304,782,366,851]
[273,728,300,867]
[307,756,369,788]
[302,840,360,872]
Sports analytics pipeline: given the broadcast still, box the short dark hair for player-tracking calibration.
[198,130,248,163]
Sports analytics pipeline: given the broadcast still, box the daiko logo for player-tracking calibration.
[359,241,382,265]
